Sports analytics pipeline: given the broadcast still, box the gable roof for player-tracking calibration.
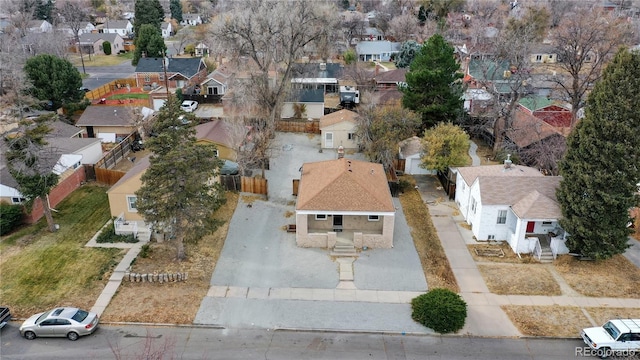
[375,68,407,83]
[107,155,151,193]
[135,57,205,78]
[356,41,401,55]
[47,120,84,138]
[195,120,235,148]
[478,176,562,219]
[103,20,131,29]
[519,96,569,113]
[296,158,394,212]
[291,63,343,80]
[319,109,358,128]
[506,109,564,148]
[457,164,542,186]
[76,106,135,126]
[79,33,120,44]
[45,137,101,154]
[399,136,423,158]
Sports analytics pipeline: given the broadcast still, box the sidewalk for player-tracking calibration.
[87,221,150,317]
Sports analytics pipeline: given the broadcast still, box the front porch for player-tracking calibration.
[113,213,152,241]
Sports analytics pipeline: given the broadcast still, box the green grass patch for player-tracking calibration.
[108,93,150,100]
[69,53,132,67]
[0,184,126,317]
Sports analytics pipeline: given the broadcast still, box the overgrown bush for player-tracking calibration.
[411,288,467,333]
[96,221,138,243]
[0,203,24,235]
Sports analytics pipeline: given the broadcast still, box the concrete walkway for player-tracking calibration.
[469,140,481,166]
[87,221,150,317]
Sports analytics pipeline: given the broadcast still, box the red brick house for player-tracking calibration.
[519,96,572,128]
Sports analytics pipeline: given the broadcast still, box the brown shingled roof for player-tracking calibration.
[506,108,565,148]
[478,176,562,218]
[76,106,135,127]
[296,158,394,212]
[319,109,358,128]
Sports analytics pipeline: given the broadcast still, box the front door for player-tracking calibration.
[333,215,343,231]
[526,221,535,233]
[325,132,333,148]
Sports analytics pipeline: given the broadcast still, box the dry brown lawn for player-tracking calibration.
[478,264,561,296]
[473,138,501,165]
[398,176,459,292]
[101,192,238,324]
[468,243,535,264]
[503,305,592,337]
[586,307,640,326]
[554,255,640,298]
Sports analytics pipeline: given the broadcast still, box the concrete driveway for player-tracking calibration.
[194,133,429,333]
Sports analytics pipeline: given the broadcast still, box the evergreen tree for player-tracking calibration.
[394,40,422,68]
[35,0,54,21]
[170,0,183,23]
[401,34,464,132]
[557,48,640,260]
[4,115,60,232]
[132,24,167,66]
[135,96,226,260]
[24,54,84,110]
[133,0,165,37]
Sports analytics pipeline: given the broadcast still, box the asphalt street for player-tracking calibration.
[0,323,595,360]
[79,60,136,90]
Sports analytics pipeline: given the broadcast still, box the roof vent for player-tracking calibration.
[319,62,327,71]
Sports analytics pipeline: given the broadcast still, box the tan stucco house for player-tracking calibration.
[295,157,395,250]
[194,120,240,161]
[107,155,149,223]
[319,109,359,150]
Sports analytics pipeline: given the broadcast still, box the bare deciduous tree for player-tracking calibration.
[58,0,90,74]
[546,5,633,128]
[388,13,420,42]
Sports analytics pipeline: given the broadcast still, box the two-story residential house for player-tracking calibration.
[101,20,133,38]
[161,22,173,38]
[181,14,203,26]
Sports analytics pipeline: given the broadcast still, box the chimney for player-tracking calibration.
[504,154,512,169]
[337,145,344,159]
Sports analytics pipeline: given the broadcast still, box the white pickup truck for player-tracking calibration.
[581,319,640,358]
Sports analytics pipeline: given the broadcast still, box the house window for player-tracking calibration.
[549,55,554,60]
[542,221,552,226]
[488,235,495,240]
[214,149,219,157]
[497,210,507,224]
[471,198,477,214]
[315,214,327,220]
[127,195,137,212]
[368,215,380,221]
[144,74,151,83]
[535,54,542,62]
[12,197,26,204]
[348,133,355,140]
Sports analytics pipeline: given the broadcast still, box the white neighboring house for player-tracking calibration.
[398,136,434,175]
[102,20,133,38]
[195,42,209,57]
[181,14,203,26]
[454,161,569,258]
[201,70,228,96]
[28,19,52,33]
[57,22,96,37]
[161,22,173,38]
[281,88,324,120]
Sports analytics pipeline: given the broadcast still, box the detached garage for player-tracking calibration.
[398,136,434,175]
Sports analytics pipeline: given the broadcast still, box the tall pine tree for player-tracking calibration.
[401,34,464,132]
[170,0,183,23]
[135,96,225,260]
[557,48,640,260]
[133,0,165,37]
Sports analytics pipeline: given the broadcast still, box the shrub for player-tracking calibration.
[139,243,151,258]
[103,41,112,55]
[411,288,467,333]
[96,220,138,243]
[0,203,24,235]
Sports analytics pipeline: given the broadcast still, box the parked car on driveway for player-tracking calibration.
[181,100,198,112]
[19,307,99,341]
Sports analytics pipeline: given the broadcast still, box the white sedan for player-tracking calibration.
[181,100,198,112]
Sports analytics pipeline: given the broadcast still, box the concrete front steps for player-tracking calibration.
[331,244,358,257]
[538,248,554,263]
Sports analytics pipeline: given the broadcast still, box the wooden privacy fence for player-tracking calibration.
[86,78,138,100]
[94,132,137,185]
[276,120,320,134]
[241,176,268,195]
[95,168,126,186]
